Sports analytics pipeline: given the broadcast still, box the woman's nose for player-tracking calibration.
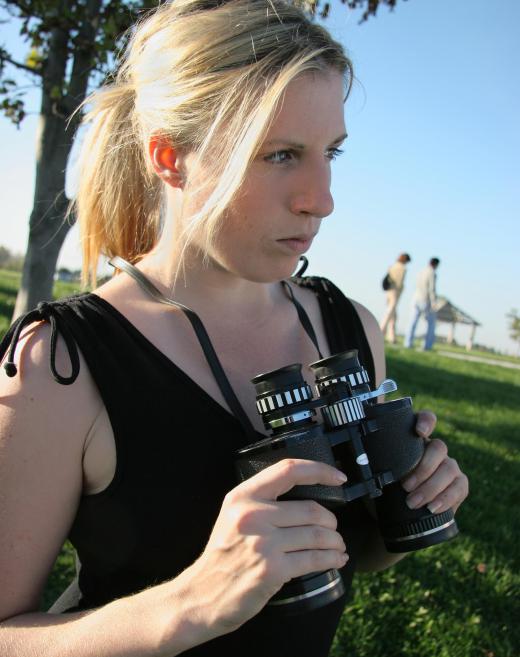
[289,162,334,219]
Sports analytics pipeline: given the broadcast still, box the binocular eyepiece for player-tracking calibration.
[235,350,458,614]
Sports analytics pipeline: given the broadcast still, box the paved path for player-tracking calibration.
[438,350,520,370]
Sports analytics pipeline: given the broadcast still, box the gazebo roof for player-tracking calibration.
[435,297,481,326]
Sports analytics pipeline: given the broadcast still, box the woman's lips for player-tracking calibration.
[277,236,315,254]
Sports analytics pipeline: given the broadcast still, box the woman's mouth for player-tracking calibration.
[277,235,315,254]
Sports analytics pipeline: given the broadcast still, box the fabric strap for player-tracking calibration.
[0,300,80,384]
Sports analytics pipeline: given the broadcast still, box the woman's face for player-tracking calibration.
[188,70,347,283]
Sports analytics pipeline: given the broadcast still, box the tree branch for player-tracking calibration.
[0,51,42,76]
[67,0,103,105]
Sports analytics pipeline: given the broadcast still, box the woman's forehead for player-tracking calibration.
[263,71,346,144]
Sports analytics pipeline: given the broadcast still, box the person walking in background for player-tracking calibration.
[405,257,440,350]
[380,252,411,343]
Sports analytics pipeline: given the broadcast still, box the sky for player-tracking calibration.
[0,0,519,353]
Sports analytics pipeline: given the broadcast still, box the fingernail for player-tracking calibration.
[416,422,429,436]
[334,471,348,483]
[402,475,416,492]
[427,501,442,514]
[406,493,423,509]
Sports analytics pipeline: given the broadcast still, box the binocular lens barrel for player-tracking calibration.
[267,569,345,614]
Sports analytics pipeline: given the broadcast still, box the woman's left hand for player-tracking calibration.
[401,410,469,515]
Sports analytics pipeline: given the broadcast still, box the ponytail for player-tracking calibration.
[76,83,162,286]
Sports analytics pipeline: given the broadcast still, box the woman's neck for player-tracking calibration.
[136,190,289,320]
[138,243,285,325]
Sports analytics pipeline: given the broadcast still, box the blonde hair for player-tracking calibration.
[76,0,352,285]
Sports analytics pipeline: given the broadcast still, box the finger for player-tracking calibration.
[401,438,447,492]
[285,549,349,580]
[422,474,469,515]
[451,473,469,513]
[257,499,338,530]
[277,526,346,553]
[404,457,461,509]
[234,500,338,533]
[240,459,347,501]
[415,410,437,438]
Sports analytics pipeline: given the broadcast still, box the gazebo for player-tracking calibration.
[434,297,481,351]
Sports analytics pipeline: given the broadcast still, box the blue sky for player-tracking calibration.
[0,0,519,353]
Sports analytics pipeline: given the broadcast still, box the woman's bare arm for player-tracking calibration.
[0,323,196,656]
[0,323,91,620]
[0,324,349,656]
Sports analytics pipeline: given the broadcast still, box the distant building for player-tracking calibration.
[54,268,80,283]
[434,298,481,351]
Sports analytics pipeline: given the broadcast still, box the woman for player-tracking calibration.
[0,1,468,655]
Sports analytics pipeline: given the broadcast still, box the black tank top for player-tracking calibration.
[1,275,376,657]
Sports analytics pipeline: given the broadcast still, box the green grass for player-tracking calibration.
[388,334,520,365]
[418,341,520,366]
[1,270,519,655]
[333,347,520,657]
[0,268,83,338]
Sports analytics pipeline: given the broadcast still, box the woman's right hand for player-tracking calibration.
[174,459,349,643]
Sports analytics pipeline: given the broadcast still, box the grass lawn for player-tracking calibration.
[332,347,519,657]
[1,270,519,656]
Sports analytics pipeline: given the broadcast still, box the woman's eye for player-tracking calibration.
[264,150,294,164]
[326,147,344,161]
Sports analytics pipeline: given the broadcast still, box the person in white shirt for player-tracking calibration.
[404,258,440,350]
[380,252,411,343]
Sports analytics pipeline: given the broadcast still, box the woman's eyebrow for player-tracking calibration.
[263,132,348,150]
[331,132,348,145]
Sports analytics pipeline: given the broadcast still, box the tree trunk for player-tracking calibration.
[12,113,74,318]
[13,0,102,319]
[12,20,72,319]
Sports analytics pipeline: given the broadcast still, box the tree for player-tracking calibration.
[1,0,406,318]
[507,309,520,355]
[0,244,24,271]
[1,0,160,317]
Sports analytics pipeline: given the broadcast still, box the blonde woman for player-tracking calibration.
[0,1,468,655]
[380,252,411,343]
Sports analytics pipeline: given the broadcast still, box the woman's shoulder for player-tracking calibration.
[292,274,385,383]
[292,274,378,329]
[0,309,105,450]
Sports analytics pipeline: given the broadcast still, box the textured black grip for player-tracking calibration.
[363,398,423,480]
[235,428,345,506]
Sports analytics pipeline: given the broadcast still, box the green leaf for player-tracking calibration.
[50,85,62,100]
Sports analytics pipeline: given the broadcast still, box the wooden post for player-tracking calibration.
[447,322,456,344]
[466,324,477,351]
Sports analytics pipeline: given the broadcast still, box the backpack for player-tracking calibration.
[382,273,392,291]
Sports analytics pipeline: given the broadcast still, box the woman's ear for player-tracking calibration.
[149,136,184,188]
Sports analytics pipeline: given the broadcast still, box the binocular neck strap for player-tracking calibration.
[109,256,258,441]
[280,280,323,360]
[108,256,323,440]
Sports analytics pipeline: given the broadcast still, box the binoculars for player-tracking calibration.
[235,349,458,614]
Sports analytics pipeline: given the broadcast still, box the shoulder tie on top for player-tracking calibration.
[0,300,80,384]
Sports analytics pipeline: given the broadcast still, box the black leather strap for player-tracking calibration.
[280,280,323,360]
[109,257,259,440]
[294,255,309,277]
